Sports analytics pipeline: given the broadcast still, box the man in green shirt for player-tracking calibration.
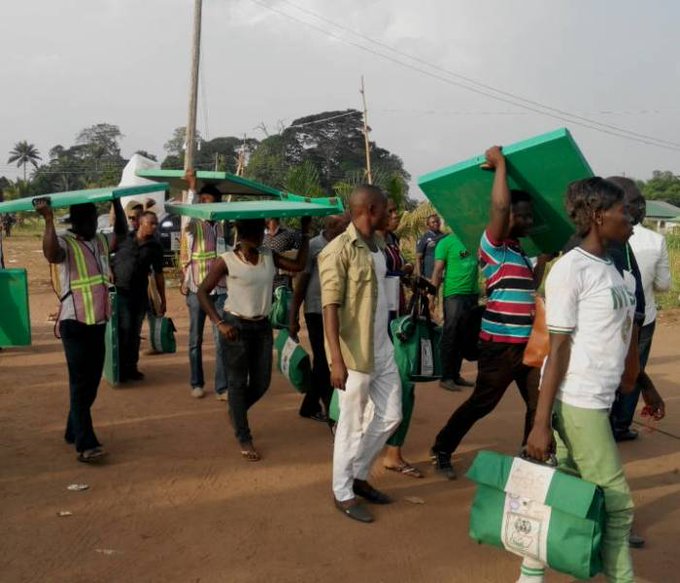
[431,234,479,391]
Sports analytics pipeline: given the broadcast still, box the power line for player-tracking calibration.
[249,0,680,152]
[275,0,680,149]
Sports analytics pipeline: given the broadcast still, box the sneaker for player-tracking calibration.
[439,379,462,392]
[431,449,456,480]
[215,391,228,401]
[191,387,205,399]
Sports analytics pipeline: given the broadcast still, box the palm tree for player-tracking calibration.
[8,141,42,182]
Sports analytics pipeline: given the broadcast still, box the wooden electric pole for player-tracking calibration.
[183,0,203,187]
[360,75,373,185]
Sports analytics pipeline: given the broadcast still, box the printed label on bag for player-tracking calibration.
[420,338,434,377]
[280,337,297,380]
[501,494,551,562]
[506,457,554,503]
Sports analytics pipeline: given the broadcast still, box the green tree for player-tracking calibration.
[246,109,411,196]
[245,134,288,187]
[283,160,323,197]
[7,141,42,181]
[73,124,126,186]
[640,171,680,205]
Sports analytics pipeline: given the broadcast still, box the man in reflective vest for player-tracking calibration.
[36,199,127,463]
[181,169,229,400]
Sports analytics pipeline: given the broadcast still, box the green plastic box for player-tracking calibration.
[0,184,170,214]
[0,269,31,346]
[166,193,344,221]
[103,289,120,386]
[418,128,593,256]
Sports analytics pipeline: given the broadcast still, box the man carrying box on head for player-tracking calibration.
[36,197,127,463]
[182,169,229,400]
[431,146,551,479]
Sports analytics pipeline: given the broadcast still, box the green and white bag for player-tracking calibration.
[390,288,442,382]
[466,450,605,581]
[274,329,311,393]
[148,315,177,354]
[270,286,292,330]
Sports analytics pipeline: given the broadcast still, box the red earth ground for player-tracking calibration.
[1,234,679,582]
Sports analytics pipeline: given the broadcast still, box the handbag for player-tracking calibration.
[390,286,443,382]
[270,285,292,330]
[466,450,605,581]
[274,329,311,393]
[148,315,177,354]
[523,296,549,368]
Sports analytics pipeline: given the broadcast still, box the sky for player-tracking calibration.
[2,0,679,196]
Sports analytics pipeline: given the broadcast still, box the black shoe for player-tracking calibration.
[614,429,639,442]
[352,479,393,504]
[431,449,456,480]
[629,533,645,548]
[127,369,145,381]
[454,376,475,388]
[334,498,374,523]
[301,411,330,423]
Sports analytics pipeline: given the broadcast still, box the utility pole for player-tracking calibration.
[360,75,373,185]
[184,0,203,188]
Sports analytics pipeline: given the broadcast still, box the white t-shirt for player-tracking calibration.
[545,247,636,409]
[222,247,276,319]
[628,224,672,325]
[371,250,392,360]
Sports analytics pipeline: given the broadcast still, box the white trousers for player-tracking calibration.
[332,352,402,502]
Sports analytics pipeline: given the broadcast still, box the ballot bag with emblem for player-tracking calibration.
[274,329,311,393]
[390,287,442,382]
[148,315,177,354]
[466,450,605,580]
[270,286,292,330]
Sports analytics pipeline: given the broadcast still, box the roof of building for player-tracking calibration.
[646,200,680,221]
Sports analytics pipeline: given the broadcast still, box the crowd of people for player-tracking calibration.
[32,148,672,582]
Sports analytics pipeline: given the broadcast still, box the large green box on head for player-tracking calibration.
[0,269,31,346]
[418,128,592,256]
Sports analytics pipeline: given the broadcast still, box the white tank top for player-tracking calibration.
[222,247,276,318]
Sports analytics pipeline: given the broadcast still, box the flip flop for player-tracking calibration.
[240,448,261,462]
[384,462,424,479]
[77,447,106,464]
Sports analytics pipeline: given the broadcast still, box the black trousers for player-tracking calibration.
[441,294,479,381]
[117,293,147,377]
[433,341,539,455]
[299,312,332,417]
[60,320,106,452]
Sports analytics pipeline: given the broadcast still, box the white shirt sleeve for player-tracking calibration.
[545,255,580,334]
[654,237,672,292]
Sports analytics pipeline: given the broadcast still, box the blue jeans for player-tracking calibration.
[610,321,656,435]
[222,313,273,444]
[186,292,228,393]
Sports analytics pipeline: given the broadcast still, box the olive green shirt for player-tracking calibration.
[318,222,384,374]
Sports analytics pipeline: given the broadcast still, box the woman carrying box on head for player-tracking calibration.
[197,216,312,462]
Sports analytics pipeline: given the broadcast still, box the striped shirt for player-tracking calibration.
[478,230,535,344]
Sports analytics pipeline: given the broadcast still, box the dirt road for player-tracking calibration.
[1,235,679,582]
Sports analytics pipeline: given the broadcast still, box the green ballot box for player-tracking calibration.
[103,289,120,387]
[418,128,593,256]
[0,268,31,346]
